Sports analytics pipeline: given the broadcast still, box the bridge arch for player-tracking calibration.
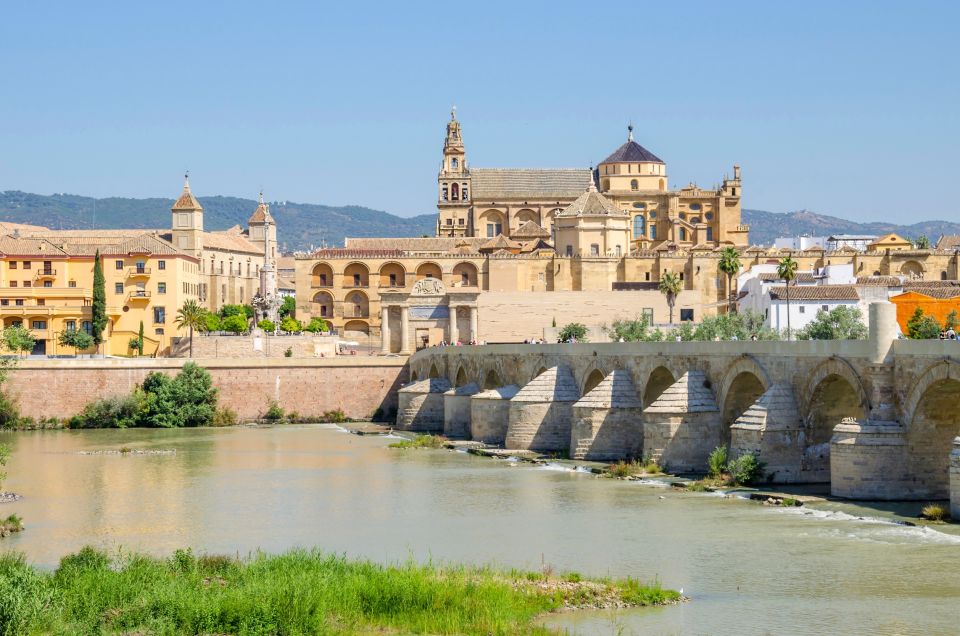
[903,361,960,497]
[801,357,869,417]
[581,368,606,395]
[717,357,770,447]
[483,368,504,390]
[642,365,677,407]
[454,366,468,387]
[428,363,440,379]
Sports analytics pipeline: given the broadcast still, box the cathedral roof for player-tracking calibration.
[470,168,593,199]
[601,139,664,165]
[172,175,203,211]
[511,220,551,239]
[555,184,624,217]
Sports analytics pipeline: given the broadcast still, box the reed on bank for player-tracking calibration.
[0,547,680,635]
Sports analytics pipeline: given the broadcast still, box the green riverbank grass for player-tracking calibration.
[0,547,680,635]
[389,434,446,449]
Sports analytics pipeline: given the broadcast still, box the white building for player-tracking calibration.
[773,235,826,250]
[766,285,861,334]
[826,234,877,252]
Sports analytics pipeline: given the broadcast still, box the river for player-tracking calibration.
[1,425,959,635]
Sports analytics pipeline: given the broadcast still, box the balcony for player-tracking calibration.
[127,290,151,302]
[34,269,57,281]
[343,282,369,289]
[127,267,152,278]
[379,282,407,289]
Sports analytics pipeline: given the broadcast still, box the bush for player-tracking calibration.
[304,318,330,333]
[257,319,276,332]
[263,400,284,422]
[284,347,293,357]
[203,313,222,332]
[222,314,248,334]
[319,409,348,423]
[708,446,729,478]
[211,407,238,427]
[389,434,445,449]
[68,392,145,429]
[558,322,588,342]
[280,316,303,333]
[0,390,21,429]
[921,503,949,522]
[727,453,766,486]
[279,296,296,318]
[906,307,941,339]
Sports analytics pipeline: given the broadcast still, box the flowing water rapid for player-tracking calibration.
[2,425,959,635]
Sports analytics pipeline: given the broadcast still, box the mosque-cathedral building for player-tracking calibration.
[295,111,959,351]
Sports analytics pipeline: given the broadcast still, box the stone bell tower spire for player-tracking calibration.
[437,106,471,238]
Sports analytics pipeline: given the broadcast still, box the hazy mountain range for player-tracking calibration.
[0,190,956,251]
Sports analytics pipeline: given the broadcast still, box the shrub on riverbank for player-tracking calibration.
[702,446,766,487]
[390,434,445,449]
[921,503,950,523]
[606,457,662,478]
[68,363,218,429]
[0,547,680,634]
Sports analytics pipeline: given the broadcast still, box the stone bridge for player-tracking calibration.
[398,304,960,516]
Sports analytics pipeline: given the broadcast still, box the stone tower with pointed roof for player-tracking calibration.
[171,174,204,257]
[247,190,277,262]
[437,107,473,238]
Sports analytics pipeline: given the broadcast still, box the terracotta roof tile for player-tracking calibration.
[768,285,859,301]
[470,168,593,199]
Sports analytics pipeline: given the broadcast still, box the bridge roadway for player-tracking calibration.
[398,303,960,517]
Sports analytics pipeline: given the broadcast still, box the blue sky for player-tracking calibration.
[1,1,957,222]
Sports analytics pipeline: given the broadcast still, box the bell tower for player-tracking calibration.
[170,172,204,257]
[437,106,471,237]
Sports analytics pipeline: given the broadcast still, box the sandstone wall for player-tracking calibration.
[5,357,406,421]
[442,393,473,438]
[470,391,515,445]
[170,333,339,359]
[570,406,643,461]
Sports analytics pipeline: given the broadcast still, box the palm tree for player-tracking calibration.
[777,256,799,340]
[718,247,741,314]
[658,271,682,325]
[175,300,207,358]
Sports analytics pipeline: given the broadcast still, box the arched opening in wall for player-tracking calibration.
[900,260,923,279]
[429,363,440,379]
[455,367,468,387]
[343,262,370,288]
[909,378,960,498]
[721,372,766,447]
[479,209,505,238]
[416,262,443,281]
[311,263,334,287]
[515,209,539,228]
[342,320,369,340]
[583,369,605,395]
[483,369,502,390]
[311,291,334,319]
[806,374,866,479]
[345,291,369,318]
[379,262,406,288]
[643,367,675,407]
[452,262,478,287]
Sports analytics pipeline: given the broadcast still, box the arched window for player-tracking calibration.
[706,227,714,242]
[451,183,459,200]
[630,179,638,191]
[451,158,458,169]
[352,294,362,317]
[679,227,687,241]
[633,215,645,239]
[690,217,700,224]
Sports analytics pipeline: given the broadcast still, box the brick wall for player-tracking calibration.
[5,357,407,421]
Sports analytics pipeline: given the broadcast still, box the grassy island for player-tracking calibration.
[0,547,680,635]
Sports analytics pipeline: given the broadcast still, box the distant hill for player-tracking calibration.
[0,191,436,252]
[1,190,957,251]
[742,209,960,247]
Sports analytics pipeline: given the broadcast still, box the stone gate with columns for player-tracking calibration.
[398,303,960,515]
[379,278,480,354]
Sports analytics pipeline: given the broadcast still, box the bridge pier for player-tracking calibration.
[443,382,480,439]
[642,371,720,473]
[951,439,960,521]
[470,384,519,445]
[397,378,451,432]
[830,419,914,500]
[730,384,806,483]
[506,366,580,452]
[570,370,644,461]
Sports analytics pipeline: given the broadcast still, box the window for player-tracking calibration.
[23,281,31,288]
[42,261,52,274]
[446,219,453,225]
[0,300,6,306]
[590,244,600,256]
[690,204,702,211]
[462,187,468,201]
[679,228,687,241]
[9,281,16,287]
[320,305,328,317]
[630,179,638,191]
[461,271,470,285]
[821,305,829,312]
[31,320,46,330]
[158,282,166,294]
[799,306,806,314]
[135,261,146,273]
[650,225,657,240]
[451,158,458,169]
[705,212,714,221]
[633,215,645,239]
[155,328,165,335]
[633,203,646,209]
[68,280,76,288]
[353,273,361,286]
[679,272,685,281]
[649,210,657,219]
[65,320,76,331]
[158,260,166,270]
[115,260,123,270]
[486,223,502,237]
[442,186,448,201]
[615,245,622,257]
[22,261,30,269]
[566,245,573,257]
[81,321,92,334]
[319,273,328,286]
[679,212,686,220]
[680,309,694,322]
[115,283,124,294]
[389,273,397,286]
[451,183,459,200]
[458,218,464,225]
[15,299,23,306]
[706,227,713,242]
[690,217,700,225]
[153,307,165,324]
[8,262,15,269]
[37,299,44,306]
[645,272,651,281]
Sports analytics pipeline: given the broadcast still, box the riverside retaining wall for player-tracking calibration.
[4,357,407,421]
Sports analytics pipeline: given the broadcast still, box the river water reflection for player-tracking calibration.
[2,425,959,635]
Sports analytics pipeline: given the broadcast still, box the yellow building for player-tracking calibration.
[867,233,914,253]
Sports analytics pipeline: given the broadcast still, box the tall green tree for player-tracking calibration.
[718,247,742,314]
[279,296,296,318]
[776,256,799,340]
[658,271,682,325]
[175,300,207,358]
[906,307,941,339]
[138,321,145,356]
[91,250,107,351]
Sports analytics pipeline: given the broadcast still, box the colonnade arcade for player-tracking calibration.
[379,278,479,354]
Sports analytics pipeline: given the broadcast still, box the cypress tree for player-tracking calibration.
[91,250,107,349]
[138,321,145,356]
